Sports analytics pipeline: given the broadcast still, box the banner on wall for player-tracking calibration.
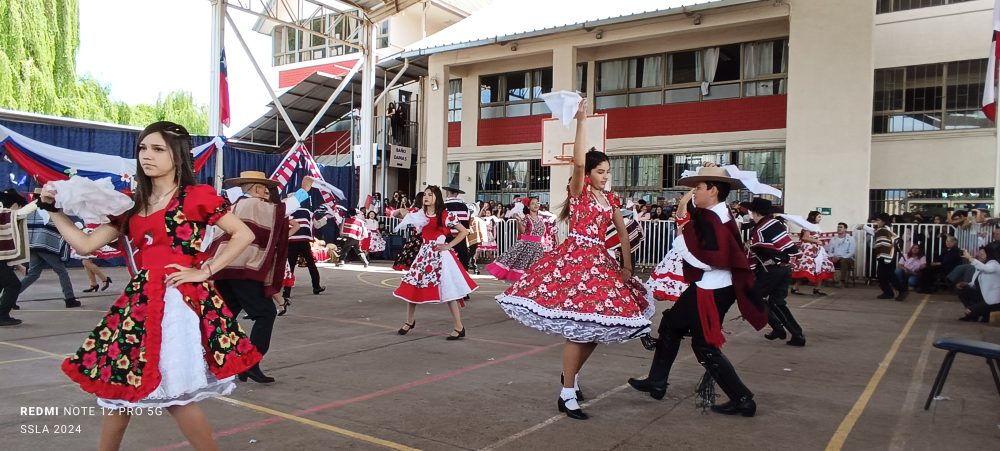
[0,124,221,191]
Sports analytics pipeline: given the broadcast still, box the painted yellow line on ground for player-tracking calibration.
[215,396,420,451]
[0,341,66,358]
[824,295,928,451]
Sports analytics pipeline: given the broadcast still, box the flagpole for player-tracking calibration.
[209,0,225,190]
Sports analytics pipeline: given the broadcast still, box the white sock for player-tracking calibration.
[560,387,580,410]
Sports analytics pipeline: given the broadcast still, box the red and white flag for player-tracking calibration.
[982,1,1000,121]
[220,49,231,127]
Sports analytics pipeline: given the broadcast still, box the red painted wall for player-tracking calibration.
[448,122,461,148]
[472,96,787,146]
[602,95,787,139]
[278,59,359,88]
[477,115,548,146]
[307,131,351,156]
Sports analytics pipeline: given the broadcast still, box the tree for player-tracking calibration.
[0,0,210,134]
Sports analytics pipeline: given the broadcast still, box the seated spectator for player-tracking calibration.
[949,227,1000,284]
[826,222,856,288]
[956,242,1000,322]
[918,236,962,293]
[895,245,926,293]
[650,205,666,221]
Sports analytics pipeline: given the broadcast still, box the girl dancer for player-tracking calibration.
[496,101,653,420]
[486,197,548,282]
[644,201,692,302]
[791,211,835,296]
[46,122,260,451]
[392,192,424,271]
[393,186,477,339]
[363,210,387,258]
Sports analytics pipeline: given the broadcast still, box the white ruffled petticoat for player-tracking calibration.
[97,287,234,409]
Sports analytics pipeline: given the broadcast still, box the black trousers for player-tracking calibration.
[340,237,369,265]
[467,243,480,272]
[453,240,471,269]
[284,241,321,297]
[877,258,899,296]
[755,266,803,338]
[650,285,753,401]
[215,279,276,356]
[958,286,1000,320]
[0,262,22,319]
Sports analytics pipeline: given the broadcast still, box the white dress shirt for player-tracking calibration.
[672,202,733,289]
[826,234,856,259]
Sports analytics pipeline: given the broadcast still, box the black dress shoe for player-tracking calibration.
[313,286,326,295]
[710,396,756,417]
[764,329,787,341]
[561,373,584,401]
[627,377,667,400]
[64,298,82,308]
[0,317,23,326]
[446,328,466,340]
[83,284,99,293]
[238,366,275,383]
[787,336,807,347]
[557,397,588,420]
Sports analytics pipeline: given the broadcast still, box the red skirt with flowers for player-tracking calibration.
[496,234,654,344]
[791,242,835,285]
[394,240,478,303]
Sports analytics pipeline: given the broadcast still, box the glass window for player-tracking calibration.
[476,159,551,204]
[598,60,627,92]
[480,75,500,104]
[668,51,700,84]
[448,79,462,123]
[665,87,701,104]
[447,163,460,189]
[877,0,973,14]
[576,63,588,94]
[505,71,530,102]
[873,59,992,133]
[713,44,742,82]
[629,55,663,89]
[479,68,553,118]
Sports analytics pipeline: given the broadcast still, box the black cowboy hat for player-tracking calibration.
[0,188,28,208]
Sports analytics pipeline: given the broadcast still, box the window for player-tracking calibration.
[476,159,551,205]
[447,162,460,189]
[576,63,588,94]
[869,187,994,217]
[595,39,787,109]
[737,150,784,201]
[873,59,992,133]
[377,20,390,49]
[448,79,462,122]
[609,155,664,201]
[271,12,362,66]
[876,0,974,14]
[479,68,553,118]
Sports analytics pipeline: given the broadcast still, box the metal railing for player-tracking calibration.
[376,215,998,279]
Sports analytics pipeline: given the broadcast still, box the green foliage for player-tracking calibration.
[0,0,210,135]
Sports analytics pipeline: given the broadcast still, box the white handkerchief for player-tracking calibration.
[540,91,583,127]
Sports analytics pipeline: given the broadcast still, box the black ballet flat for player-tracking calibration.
[101,277,112,291]
[446,328,466,340]
[557,397,588,420]
[397,321,415,335]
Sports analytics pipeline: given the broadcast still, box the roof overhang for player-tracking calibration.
[400,0,768,58]
[233,56,427,151]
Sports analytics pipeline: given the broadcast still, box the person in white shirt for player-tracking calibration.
[956,242,1000,322]
[825,222,856,288]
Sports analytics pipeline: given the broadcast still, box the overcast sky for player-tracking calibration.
[77,0,274,133]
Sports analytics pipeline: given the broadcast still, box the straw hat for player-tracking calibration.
[223,171,279,188]
[677,166,745,189]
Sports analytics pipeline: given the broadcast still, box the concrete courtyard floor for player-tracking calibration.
[2,262,999,450]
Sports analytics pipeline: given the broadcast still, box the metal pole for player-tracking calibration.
[209,0,224,190]
[357,19,377,206]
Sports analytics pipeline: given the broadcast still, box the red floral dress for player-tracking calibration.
[393,211,478,303]
[790,231,835,285]
[495,191,653,343]
[61,185,262,405]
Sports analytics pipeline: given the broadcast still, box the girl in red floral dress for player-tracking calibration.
[41,122,260,451]
[496,102,653,420]
[393,186,478,340]
[790,210,835,296]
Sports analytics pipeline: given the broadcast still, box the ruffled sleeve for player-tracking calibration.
[185,185,229,226]
[607,191,622,210]
[445,211,460,228]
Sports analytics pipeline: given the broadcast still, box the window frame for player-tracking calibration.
[448,79,462,123]
[478,68,554,119]
[872,59,992,134]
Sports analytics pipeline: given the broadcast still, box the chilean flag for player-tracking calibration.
[220,49,231,128]
[983,1,1000,121]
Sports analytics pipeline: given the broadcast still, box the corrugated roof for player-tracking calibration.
[401,0,766,58]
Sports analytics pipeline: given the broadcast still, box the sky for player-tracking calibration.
[77,0,275,133]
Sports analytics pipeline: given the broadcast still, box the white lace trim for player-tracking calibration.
[495,294,654,343]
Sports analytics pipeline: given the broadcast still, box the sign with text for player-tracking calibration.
[389,144,412,169]
[817,207,832,215]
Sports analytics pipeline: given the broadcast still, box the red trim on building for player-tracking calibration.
[602,95,787,139]
[448,122,461,148]
[278,60,359,89]
[477,115,548,146]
